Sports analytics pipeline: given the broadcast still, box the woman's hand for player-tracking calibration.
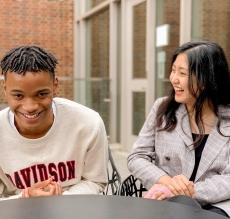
[157,174,195,197]
[171,175,195,197]
[144,183,173,200]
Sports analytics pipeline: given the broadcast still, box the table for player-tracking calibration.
[0,195,227,219]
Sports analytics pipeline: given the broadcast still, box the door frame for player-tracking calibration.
[120,0,156,151]
[74,0,121,143]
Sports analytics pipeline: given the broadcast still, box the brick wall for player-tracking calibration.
[201,0,230,63]
[0,0,73,106]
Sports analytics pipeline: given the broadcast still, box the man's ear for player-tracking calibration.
[3,78,8,103]
[3,78,6,95]
[53,77,59,97]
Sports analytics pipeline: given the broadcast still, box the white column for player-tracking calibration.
[180,0,192,45]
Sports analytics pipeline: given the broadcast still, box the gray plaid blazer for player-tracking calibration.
[128,97,230,214]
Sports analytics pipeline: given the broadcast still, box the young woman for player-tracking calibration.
[128,41,230,217]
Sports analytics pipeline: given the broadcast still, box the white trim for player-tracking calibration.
[109,1,119,142]
[74,0,121,142]
[120,0,130,149]
[146,0,156,112]
[74,15,87,104]
[130,0,146,5]
[74,0,87,80]
[121,0,149,150]
[76,0,121,22]
[76,1,110,21]
[180,0,192,44]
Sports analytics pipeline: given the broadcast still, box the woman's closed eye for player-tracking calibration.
[179,71,188,76]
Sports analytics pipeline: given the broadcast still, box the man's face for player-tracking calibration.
[4,71,58,138]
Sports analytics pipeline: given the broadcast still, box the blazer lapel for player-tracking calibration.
[195,129,229,181]
[175,104,195,178]
[195,109,230,181]
[175,104,193,148]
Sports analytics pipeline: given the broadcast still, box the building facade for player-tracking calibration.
[0,0,74,108]
[74,0,230,151]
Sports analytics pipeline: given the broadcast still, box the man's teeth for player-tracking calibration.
[23,113,39,119]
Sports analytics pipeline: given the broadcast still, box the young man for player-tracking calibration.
[0,45,108,199]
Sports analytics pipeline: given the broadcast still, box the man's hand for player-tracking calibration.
[22,178,62,198]
[157,175,195,197]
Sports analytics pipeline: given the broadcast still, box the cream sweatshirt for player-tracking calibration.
[0,97,108,199]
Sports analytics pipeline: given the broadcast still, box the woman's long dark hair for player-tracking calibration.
[156,41,230,144]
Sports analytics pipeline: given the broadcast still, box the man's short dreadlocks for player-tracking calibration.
[0,45,58,78]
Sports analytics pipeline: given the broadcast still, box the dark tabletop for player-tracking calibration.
[0,195,227,219]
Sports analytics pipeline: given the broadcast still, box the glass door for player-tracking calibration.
[121,0,148,150]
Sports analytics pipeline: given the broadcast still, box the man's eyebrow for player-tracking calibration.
[10,88,51,93]
[36,89,51,93]
[10,89,23,93]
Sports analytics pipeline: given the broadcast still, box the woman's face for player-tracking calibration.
[169,53,197,110]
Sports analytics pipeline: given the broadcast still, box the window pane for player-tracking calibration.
[191,0,230,64]
[85,9,110,134]
[133,1,146,79]
[155,0,180,98]
[132,92,145,135]
[86,0,106,10]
